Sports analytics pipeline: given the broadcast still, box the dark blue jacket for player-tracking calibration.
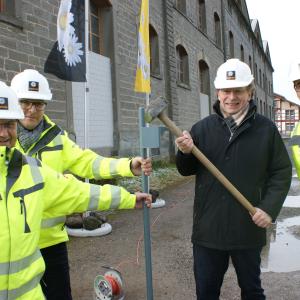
[176,100,292,250]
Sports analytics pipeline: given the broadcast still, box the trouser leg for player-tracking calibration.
[40,242,73,300]
[193,244,229,300]
[230,248,265,300]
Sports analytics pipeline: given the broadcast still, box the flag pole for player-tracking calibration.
[84,0,89,150]
[134,1,153,298]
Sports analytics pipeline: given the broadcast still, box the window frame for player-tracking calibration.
[176,0,187,15]
[149,25,161,77]
[214,12,222,48]
[198,0,206,33]
[199,60,210,96]
[0,0,22,28]
[176,45,190,87]
[89,0,101,54]
[240,44,244,61]
[229,31,234,58]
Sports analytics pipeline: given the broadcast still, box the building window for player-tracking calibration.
[0,0,15,15]
[89,1,101,54]
[254,63,258,83]
[198,0,206,33]
[89,0,112,56]
[199,60,210,95]
[0,0,4,12]
[0,0,22,28]
[260,100,262,114]
[286,110,295,120]
[229,31,234,58]
[214,13,222,48]
[176,0,186,15]
[286,123,295,132]
[259,69,262,86]
[240,45,244,62]
[248,55,252,71]
[149,25,160,76]
[176,45,189,85]
[227,0,232,14]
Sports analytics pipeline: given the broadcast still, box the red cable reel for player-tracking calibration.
[94,267,124,300]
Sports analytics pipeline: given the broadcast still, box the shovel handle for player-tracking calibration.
[158,111,256,215]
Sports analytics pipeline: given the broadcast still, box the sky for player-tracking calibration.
[246,0,300,103]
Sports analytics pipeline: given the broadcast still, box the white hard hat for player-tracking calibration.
[0,81,24,119]
[11,69,52,101]
[214,58,254,89]
[289,61,300,82]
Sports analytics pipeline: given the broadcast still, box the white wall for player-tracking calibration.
[72,52,113,149]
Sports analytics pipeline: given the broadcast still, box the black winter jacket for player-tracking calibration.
[176,100,292,250]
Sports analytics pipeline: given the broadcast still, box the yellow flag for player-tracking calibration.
[134,0,151,93]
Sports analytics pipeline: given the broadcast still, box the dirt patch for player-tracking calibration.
[69,178,300,300]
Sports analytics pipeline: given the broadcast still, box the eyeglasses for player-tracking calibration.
[294,81,300,91]
[19,100,46,111]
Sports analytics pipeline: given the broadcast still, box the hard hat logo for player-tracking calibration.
[28,81,39,92]
[226,71,236,80]
[0,97,8,110]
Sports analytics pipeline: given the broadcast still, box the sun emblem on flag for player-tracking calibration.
[137,32,150,80]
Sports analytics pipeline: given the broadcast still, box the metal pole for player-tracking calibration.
[84,0,89,150]
[139,107,153,300]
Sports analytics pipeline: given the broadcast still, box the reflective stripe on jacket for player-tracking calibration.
[16,115,134,248]
[290,122,300,178]
[0,146,135,299]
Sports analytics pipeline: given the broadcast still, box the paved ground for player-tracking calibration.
[68,176,300,300]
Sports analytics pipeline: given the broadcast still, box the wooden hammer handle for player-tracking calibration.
[158,111,256,215]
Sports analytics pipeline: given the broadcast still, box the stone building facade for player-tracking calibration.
[0,0,274,158]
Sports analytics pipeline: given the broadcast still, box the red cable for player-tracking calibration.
[105,275,121,295]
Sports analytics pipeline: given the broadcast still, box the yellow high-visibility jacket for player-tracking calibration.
[15,115,134,248]
[291,122,300,178]
[0,146,135,300]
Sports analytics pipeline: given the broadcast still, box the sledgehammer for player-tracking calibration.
[145,96,256,215]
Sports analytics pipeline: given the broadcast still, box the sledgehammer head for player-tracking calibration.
[145,96,168,123]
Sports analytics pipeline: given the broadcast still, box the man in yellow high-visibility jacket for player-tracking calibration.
[0,81,151,300]
[11,69,152,300]
[289,61,300,178]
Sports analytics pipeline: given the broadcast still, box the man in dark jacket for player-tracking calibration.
[175,58,292,300]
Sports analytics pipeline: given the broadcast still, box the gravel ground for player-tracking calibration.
[68,178,300,300]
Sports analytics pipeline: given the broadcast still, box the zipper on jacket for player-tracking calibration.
[220,110,256,142]
[20,198,31,233]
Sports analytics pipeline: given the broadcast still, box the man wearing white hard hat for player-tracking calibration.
[289,61,300,179]
[175,59,291,299]
[289,61,300,100]
[10,69,152,300]
[0,81,151,299]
